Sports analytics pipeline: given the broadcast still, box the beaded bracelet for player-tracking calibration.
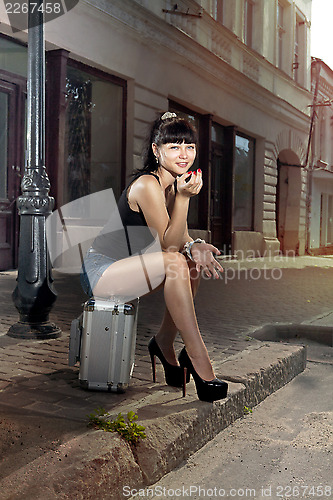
[183,238,206,261]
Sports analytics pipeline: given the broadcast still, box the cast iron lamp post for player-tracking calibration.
[8,0,61,339]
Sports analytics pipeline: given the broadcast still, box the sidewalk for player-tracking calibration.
[0,255,332,499]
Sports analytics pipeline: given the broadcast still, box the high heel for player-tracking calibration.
[178,347,228,402]
[148,337,189,388]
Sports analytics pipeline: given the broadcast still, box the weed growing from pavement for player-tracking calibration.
[87,407,146,445]
[244,406,253,414]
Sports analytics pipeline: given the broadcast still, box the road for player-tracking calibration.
[128,342,333,500]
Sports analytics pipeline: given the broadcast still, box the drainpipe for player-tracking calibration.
[8,1,61,339]
[305,59,321,254]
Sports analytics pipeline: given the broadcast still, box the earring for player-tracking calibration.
[155,156,159,164]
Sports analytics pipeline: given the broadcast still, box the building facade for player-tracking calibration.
[0,0,313,270]
[308,58,333,254]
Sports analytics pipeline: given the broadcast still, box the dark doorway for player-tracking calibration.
[210,126,235,253]
[0,75,26,270]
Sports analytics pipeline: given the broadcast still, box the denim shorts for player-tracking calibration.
[80,248,116,296]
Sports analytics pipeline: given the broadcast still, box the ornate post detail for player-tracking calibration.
[8,0,61,339]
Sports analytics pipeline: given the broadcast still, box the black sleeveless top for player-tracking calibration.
[92,172,160,259]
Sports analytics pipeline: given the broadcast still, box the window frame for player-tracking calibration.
[233,132,256,231]
[320,193,333,246]
[277,1,285,71]
[293,10,306,85]
[244,0,255,48]
[214,0,225,25]
[66,59,127,190]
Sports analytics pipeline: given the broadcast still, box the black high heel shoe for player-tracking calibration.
[148,337,189,388]
[178,347,228,402]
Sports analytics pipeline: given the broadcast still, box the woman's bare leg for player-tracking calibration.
[93,251,166,300]
[155,258,201,365]
[93,251,214,380]
[161,254,213,380]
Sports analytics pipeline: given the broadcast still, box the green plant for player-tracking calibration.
[87,407,146,445]
[244,406,253,414]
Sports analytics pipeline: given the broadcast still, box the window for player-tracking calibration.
[293,13,306,85]
[214,0,225,24]
[328,196,333,244]
[320,108,327,160]
[234,134,255,230]
[277,2,285,70]
[211,123,225,219]
[330,115,333,169]
[0,92,8,199]
[0,36,27,270]
[244,0,255,48]
[0,35,27,77]
[320,194,333,246]
[64,63,126,203]
[293,17,300,81]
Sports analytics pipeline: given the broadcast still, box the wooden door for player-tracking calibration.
[210,132,235,253]
[210,145,225,249]
[0,79,22,270]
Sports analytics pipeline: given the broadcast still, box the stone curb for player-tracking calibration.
[0,342,306,500]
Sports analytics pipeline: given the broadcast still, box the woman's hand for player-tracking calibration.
[190,242,224,278]
[177,170,203,198]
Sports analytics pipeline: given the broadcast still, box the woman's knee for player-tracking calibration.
[163,251,189,279]
[163,250,187,265]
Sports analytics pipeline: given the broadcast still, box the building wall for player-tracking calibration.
[0,0,313,262]
[310,176,333,249]
[309,59,333,252]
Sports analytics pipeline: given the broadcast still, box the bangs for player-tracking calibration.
[157,119,198,145]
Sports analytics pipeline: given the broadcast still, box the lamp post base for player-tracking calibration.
[7,321,61,339]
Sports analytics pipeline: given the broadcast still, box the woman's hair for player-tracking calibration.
[137,112,198,174]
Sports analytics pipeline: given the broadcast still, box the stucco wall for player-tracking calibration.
[310,175,333,249]
[0,0,313,255]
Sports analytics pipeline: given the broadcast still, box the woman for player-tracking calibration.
[81,112,228,402]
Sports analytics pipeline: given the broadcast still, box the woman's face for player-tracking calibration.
[153,141,196,176]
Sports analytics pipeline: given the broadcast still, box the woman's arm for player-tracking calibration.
[180,224,193,250]
[130,173,201,251]
[166,179,202,251]
[178,216,224,278]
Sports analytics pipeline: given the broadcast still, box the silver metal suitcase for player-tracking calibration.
[69,298,138,392]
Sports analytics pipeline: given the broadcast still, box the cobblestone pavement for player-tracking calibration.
[0,255,333,424]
